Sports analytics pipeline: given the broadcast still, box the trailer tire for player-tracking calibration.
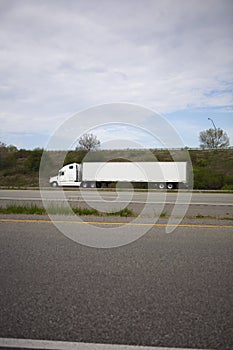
[158,183,166,190]
[167,183,173,190]
[81,182,88,188]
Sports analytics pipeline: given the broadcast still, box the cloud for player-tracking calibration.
[0,0,232,148]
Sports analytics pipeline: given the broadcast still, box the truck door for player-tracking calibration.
[57,164,79,185]
[67,164,77,182]
[58,170,66,184]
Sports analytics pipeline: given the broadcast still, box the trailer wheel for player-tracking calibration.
[167,183,173,190]
[81,182,88,188]
[90,182,96,188]
[158,183,166,190]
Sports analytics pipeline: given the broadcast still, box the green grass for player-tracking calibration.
[0,204,46,215]
[73,207,100,216]
[0,204,134,217]
[106,208,135,217]
[0,204,232,220]
[196,214,205,219]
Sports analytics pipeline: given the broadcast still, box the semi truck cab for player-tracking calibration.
[49,163,81,187]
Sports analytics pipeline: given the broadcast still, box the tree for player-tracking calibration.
[199,128,230,149]
[0,141,7,159]
[76,133,100,151]
[7,144,18,152]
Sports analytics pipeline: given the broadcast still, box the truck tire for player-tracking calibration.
[167,183,173,190]
[51,182,58,187]
[158,183,166,190]
[81,182,88,188]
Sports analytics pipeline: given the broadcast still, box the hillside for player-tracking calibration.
[0,145,232,189]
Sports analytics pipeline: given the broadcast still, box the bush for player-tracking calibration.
[25,149,43,173]
[193,168,224,190]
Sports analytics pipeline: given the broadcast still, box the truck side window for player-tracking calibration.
[69,165,73,169]
[59,171,65,176]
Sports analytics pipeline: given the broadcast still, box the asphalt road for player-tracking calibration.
[0,215,232,349]
[1,189,233,204]
[0,190,233,218]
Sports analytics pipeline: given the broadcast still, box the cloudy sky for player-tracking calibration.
[0,0,232,149]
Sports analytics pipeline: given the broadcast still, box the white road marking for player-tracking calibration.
[0,338,213,350]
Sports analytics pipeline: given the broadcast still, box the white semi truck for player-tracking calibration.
[49,162,188,189]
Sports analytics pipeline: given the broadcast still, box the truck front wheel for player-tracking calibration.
[51,182,58,188]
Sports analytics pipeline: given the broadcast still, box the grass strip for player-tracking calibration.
[1,205,232,220]
[0,204,135,217]
[0,204,46,215]
[106,207,135,217]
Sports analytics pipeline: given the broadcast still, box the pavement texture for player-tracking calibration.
[0,215,232,350]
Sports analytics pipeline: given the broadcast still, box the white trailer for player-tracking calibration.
[49,162,188,189]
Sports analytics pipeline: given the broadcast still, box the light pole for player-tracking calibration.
[208,117,218,148]
[208,117,217,132]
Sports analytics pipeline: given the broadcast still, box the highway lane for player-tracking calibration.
[0,189,233,205]
[0,216,232,350]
